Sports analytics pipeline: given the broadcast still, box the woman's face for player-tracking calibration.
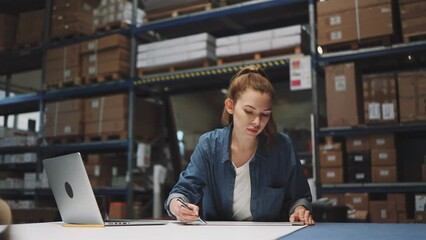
[227,88,272,139]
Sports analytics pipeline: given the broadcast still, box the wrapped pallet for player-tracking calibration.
[94,0,146,29]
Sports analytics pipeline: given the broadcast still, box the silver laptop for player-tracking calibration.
[43,152,168,226]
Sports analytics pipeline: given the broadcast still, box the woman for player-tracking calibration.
[164,65,314,225]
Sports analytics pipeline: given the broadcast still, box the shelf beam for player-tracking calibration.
[321,183,426,194]
[319,122,426,137]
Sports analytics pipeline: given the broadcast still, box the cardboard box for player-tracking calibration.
[320,150,343,167]
[320,167,344,184]
[347,166,371,183]
[0,14,17,49]
[398,71,426,122]
[325,62,363,127]
[363,73,398,124]
[399,1,426,20]
[369,201,397,223]
[345,193,369,210]
[347,152,371,167]
[387,193,406,212]
[372,166,397,182]
[317,0,391,16]
[346,136,370,152]
[81,34,130,53]
[371,149,396,166]
[15,10,44,46]
[369,134,395,149]
[322,194,346,206]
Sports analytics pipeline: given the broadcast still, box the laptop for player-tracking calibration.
[43,152,169,227]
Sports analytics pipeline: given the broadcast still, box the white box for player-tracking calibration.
[137,33,215,52]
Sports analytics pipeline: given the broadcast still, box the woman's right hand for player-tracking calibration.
[170,198,200,222]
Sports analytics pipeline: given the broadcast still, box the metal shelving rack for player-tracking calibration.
[0,0,313,217]
[310,0,426,197]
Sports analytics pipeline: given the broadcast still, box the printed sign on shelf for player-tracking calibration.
[290,56,312,91]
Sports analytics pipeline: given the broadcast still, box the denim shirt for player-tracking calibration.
[165,125,312,221]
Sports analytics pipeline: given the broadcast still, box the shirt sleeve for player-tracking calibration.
[285,136,313,214]
[164,134,210,218]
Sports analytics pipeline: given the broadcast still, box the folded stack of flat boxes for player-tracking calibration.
[216,25,306,61]
[137,33,216,71]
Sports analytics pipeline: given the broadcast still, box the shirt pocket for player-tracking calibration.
[262,186,286,213]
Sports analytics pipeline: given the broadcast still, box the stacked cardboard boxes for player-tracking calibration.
[325,62,363,127]
[137,33,215,70]
[399,0,426,41]
[397,70,426,122]
[0,14,17,50]
[370,134,397,183]
[317,0,394,46]
[346,136,371,183]
[45,43,81,88]
[93,0,145,28]
[80,34,130,81]
[84,94,161,141]
[319,137,344,184]
[215,25,306,60]
[45,99,84,138]
[363,73,398,125]
[51,0,97,39]
[15,10,44,46]
[85,153,126,187]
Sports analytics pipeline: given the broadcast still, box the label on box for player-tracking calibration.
[415,195,426,211]
[327,171,336,178]
[355,155,364,162]
[331,31,342,40]
[330,15,342,25]
[334,75,346,91]
[379,153,389,160]
[382,103,395,120]
[380,209,388,219]
[380,170,390,176]
[89,66,97,74]
[64,69,71,78]
[353,197,362,204]
[290,56,312,91]
[87,42,96,50]
[91,100,99,108]
[89,54,97,62]
[376,139,385,145]
[353,140,362,146]
[64,126,71,134]
[112,166,118,176]
[327,155,337,161]
[94,165,100,177]
[356,173,365,179]
[368,103,381,120]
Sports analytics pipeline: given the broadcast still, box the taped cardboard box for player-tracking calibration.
[363,73,398,124]
[371,148,396,166]
[369,134,395,149]
[345,193,369,210]
[346,136,370,152]
[320,151,343,168]
[325,62,363,127]
[369,200,397,223]
[320,167,344,184]
[371,166,397,182]
[316,0,391,16]
[347,166,371,183]
[398,70,426,122]
[81,34,130,53]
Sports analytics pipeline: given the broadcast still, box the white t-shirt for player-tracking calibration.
[232,157,254,221]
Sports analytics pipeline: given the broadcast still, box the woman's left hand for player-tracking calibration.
[289,205,315,225]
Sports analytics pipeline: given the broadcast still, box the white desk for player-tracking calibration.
[8,222,306,240]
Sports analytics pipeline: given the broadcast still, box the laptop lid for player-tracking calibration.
[43,152,104,225]
[43,152,169,226]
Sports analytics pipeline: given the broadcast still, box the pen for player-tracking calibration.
[176,198,207,224]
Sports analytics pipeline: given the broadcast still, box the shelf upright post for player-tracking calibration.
[308,0,322,198]
[125,0,139,219]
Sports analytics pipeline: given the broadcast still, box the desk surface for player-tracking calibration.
[8,222,426,240]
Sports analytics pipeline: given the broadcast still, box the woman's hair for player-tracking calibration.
[221,65,277,143]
